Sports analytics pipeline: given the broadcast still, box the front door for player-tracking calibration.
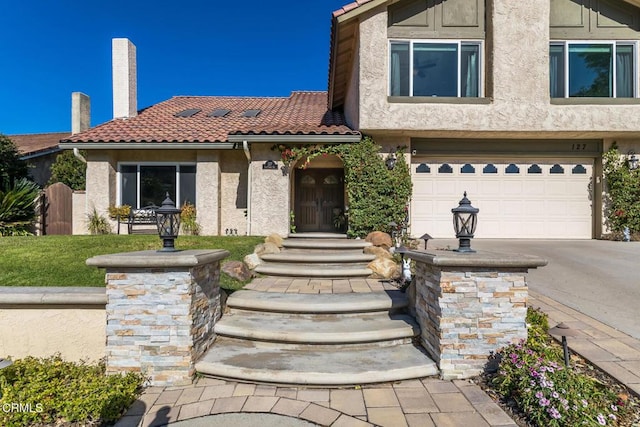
[295,169,344,232]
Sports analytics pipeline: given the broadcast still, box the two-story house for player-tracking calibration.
[62,0,640,239]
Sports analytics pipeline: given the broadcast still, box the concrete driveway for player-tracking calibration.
[431,239,640,339]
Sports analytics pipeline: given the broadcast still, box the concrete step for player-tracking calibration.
[282,238,371,250]
[215,312,419,344]
[226,290,408,314]
[288,233,347,239]
[254,263,372,278]
[261,251,375,263]
[196,337,438,386]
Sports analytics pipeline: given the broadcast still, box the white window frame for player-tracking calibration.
[116,162,196,209]
[550,40,639,98]
[389,39,484,98]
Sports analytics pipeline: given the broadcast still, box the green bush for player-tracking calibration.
[603,143,640,234]
[0,134,29,190]
[491,308,629,426]
[0,355,145,427]
[48,150,87,191]
[0,178,40,236]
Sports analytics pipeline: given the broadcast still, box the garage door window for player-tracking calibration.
[550,164,565,174]
[439,164,453,173]
[505,164,520,174]
[483,164,498,174]
[573,165,587,174]
[416,164,431,173]
[528,164,543,174]
[461,164,475,173]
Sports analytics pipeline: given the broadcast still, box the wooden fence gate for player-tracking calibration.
[43,182,73,235]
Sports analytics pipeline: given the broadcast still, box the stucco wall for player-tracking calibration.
[72,191,87,235]
[249,144,289,236]
[0,305,105,362]
[196,151,220,235]
[344,41,361,130]
[220,151,248,236]
[84,150,116,232]
[357,0,640,137]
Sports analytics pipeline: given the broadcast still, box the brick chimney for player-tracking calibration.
[71,92,90,134]
[112,38,137,119]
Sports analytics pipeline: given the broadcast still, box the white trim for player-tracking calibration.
[388,39,484,98]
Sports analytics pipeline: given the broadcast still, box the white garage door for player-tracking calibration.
[411,159,594,239]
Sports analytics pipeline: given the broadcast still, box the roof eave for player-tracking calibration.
[59,142,239,150]
[227,134,361,143]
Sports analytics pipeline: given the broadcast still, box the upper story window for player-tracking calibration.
[390,40,482,97]
[550,41,637,98]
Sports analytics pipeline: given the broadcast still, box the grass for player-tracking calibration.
[0,235,264,291]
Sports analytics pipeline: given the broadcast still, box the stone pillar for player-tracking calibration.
[407,250,546,380]
[87,249,229,386]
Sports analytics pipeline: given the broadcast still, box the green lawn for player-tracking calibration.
[0,235,263,290]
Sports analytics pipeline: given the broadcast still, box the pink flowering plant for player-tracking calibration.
[491,308,629,426]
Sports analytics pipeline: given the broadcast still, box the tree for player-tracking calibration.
[0,134,29,190]
[48,150,86,190]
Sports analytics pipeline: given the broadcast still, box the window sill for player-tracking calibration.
[551,98,640,105]
[388,96,491,104]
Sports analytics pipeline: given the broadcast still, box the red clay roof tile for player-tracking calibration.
[9,132,69,156]
[64,92,357,144]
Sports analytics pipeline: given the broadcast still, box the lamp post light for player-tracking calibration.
[549,322,579,367]
[156,193,182,252]
[451,192,479,253]
[628,151,639,171]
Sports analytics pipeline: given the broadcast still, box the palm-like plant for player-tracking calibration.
[0,179,40,236]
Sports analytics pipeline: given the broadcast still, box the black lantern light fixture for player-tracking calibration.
[156,193,182,252]
[549,322,579,367]
[385,153,397,170]
[451,191,479,253]
[628,151,639,171]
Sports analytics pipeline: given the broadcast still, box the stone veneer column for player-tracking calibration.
[87,249,229,386]
[407,250,546,380]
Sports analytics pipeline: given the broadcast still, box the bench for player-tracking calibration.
[116,205,159,234]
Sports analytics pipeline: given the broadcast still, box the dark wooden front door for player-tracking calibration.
[295,169,344,232]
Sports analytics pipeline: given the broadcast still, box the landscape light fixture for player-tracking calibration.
[156,193,182,252]
[628,151,639,171]
[451,192,479,253]
[549,322,579,367]
[419,233,433,250]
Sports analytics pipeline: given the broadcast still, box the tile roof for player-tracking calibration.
[64,92,357,144]
[332,0,376,18]
[9,132,69,156]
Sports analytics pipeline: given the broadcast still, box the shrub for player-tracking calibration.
[0,355,145,427]
[180,202,201,235]
[108,204,131,220]
[603,143,640,234]
[491,308,629,426]
[87,207,111,235]
[48,150,87,191]
[0,178,40,236]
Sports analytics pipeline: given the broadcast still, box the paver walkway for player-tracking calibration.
[115,377,516,427]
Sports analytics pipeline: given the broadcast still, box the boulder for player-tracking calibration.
[363,245,393,260]
[265,233,284,248]
[365,231,393,249]
[254,242,280,256]
[221,260,252,282]
[367,258,401,280]
[243,253,263,270]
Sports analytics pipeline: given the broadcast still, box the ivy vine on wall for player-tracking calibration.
[272,136,412,238]
[603,143,640,237]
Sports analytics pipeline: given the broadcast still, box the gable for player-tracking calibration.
[388,0,485,38]
[551,0,640,38]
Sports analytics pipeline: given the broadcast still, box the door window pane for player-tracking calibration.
[121,165,137,208]
[390,43,410,96]
[179,165,196,206]
[569,44,612,97]
[413,43,458,97]
[140,166,176,207]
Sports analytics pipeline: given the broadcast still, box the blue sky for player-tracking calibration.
[0,0,349,135]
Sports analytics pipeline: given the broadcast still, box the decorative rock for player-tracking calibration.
[265,233,284,248]
[244,253,263,270]
[363,245,393,259]
[367,258,401,279]
[222,261,252,282]
[365,231,393,249]
[254,242,280,256]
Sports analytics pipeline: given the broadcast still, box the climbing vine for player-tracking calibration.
[272,136,412,238]
[603,143,640,238]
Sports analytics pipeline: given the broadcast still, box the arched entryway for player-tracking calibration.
[292,155,345,233]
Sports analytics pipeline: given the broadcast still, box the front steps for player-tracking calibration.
[254,235,374,278]
[195,290,438,386]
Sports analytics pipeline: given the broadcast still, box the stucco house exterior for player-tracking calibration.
[63,0,640,239]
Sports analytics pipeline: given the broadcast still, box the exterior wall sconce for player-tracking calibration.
[262,160,278,170]
[156,193,182,252]
[628,151,639,171]
[549,322,579,367]
[385,153,397,170]
[451,192,479,253]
